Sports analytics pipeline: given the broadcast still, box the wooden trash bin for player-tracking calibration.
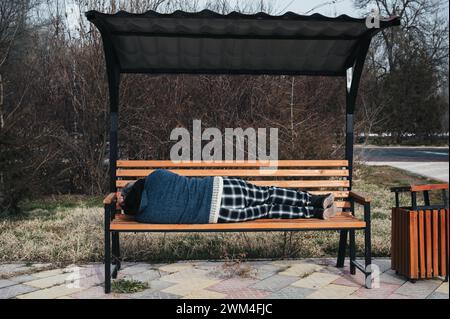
[391,184,449,282]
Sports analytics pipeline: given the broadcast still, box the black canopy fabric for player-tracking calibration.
[86,10,400,76]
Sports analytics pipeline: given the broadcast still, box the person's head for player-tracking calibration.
[119,178,145,215]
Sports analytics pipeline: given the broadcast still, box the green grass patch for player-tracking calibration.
[111,279,149,294]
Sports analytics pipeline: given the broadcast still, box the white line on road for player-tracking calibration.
[420,151,448,156]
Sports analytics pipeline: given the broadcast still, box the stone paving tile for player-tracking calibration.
[32,268,64,278]
[278,263,323,277]
[0,259,440,299]
[292,272,340,290]
[146,279,176,291]
[427,292,449,299]
[78,265,103,277]
[265,286,315,299]
[207,278,259,294]
[388,293,415,299]
[225,287,271,299]
[393,279,442,299]
[0,264,27,274]
[310,258,338,268]
[160,268,216,283]
[250,274,299,292]
[0,284,38,299]
[16,283,86,299]
[161,278,221,296]
[0,279,16,289]
[271,259,315,267]
[0,263,52,277]
[159,263,194,273]
[128,290,181,299]
[307,284,358,299]
[372,259,392,273]
[435,282,448,294]
[332,271,366,287]
[25,273,73,289]
[353,282,402,299]
[194,262,223,272]
[252,265,284,280]
[317,265,345,276]
[78,274,104,288]
[70,286,106,299]
[183,289,226,299]
[379,271,407,285]
[9,274,37,284]
[125,269,161,283]
[119,264,153,276]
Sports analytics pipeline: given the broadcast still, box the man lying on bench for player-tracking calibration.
[119,169,337,224]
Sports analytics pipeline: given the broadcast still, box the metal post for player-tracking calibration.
[364,202,372,288]
[411,192,417,210]
[112,232,121,277]
[442,189,448,208]
[349,201,356,274]
[423,191,430,206]
[337,37,372,269]
[104,204,111,293]
[349,230,356,275]
[109,112,118,192]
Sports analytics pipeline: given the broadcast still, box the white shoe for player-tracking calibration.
[322,203,337,220]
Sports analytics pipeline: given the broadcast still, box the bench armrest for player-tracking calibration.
[349,191,371,205]
[391,184,448,193]
[103,192,117,205]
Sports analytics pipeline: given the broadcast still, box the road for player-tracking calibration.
[355,146,449,162]
[355,146,449,182]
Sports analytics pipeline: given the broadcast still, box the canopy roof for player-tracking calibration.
[86,10,400,76]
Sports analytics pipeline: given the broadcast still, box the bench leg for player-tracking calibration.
[336,230,348,268]
[364,203,372,289]
[104,205,111,294]
[349,230,356,275]
[112,232,121,279]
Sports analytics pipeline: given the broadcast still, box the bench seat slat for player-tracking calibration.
[117,160,349,168]
[116,169,349,177]
[110,215,365,231]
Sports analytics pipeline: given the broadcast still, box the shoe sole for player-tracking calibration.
[323,204,337,220]
[323,193,335,210]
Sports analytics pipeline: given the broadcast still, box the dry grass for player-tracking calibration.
[0,165,445,266]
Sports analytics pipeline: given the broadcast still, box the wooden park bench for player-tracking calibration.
[103,160,372,292]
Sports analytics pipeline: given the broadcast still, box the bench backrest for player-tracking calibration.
[115,160,351,212]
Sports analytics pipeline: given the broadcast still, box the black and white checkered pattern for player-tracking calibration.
[218,178,315,223]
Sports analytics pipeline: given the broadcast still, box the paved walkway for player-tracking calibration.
[0,259,448,299]
[364,161,449,182]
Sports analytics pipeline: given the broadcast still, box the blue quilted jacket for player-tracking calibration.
[135,169,214,224]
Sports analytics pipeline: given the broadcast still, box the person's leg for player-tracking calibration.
[218,204,315,223]
[236,179,312,207]
[219,178,336,223]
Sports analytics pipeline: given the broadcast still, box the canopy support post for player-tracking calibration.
[106,57,120,193]
[337,37,372,268]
